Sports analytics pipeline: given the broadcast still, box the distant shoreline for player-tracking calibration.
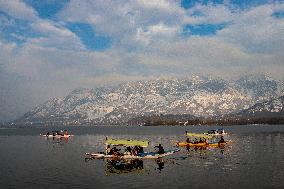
[2,117,284,127]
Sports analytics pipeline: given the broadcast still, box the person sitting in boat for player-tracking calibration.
[58,131,64,136]
[54,131,63,136]
[109,147,121,156]
[106,145,111,155]
[138,146,144,154]
[186,138,191,143]
[140,146,144,153]
[204,138,208,145]
[125,146,132,155]
[132,146,143,156]
[219,136,225,143]
[132,146,139,156]
[217,129,225,135]
[199,138,203,143]
[194,138,198,144]
[155,144,165,154]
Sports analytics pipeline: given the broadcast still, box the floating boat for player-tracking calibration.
[85,149,179,159]
[176,131,229,148]
[203,129,227,136]
[181,132,213,146]
[40,130,74,138]
[85,138,179,159]
[176,141,228,148]
[176,142,208,147]
[41,134,74,138]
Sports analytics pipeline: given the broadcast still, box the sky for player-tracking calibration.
[0,0,284,121]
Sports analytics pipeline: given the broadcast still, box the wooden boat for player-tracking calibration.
[203,129,227,136]
[85,149,179,159]
[176,141,229,148]
[40,130,74,138]
[176,131,229,148]
[85,138,179,159]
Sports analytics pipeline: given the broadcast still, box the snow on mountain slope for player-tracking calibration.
[16,75,284,125]
[236,96,284,117]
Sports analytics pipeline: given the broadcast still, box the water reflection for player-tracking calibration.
[183,145,226,156]
[85,157,173,175]
[43,136,70,146]
[156,158,165,173]
[2,126,284,188]
[105,159,144,175]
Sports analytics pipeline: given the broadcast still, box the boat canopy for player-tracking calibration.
[106,139,149,147]
[186,132,213,139]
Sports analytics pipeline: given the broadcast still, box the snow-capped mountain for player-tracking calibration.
[235,95,284,118]
[16,75,284,125]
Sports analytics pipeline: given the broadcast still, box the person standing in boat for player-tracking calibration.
[155,144,165,154]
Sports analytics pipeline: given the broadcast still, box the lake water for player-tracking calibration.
[1,125,284,189]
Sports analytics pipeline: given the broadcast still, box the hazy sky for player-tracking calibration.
[0,0,284,121]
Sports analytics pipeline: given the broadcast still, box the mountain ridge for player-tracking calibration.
[13,75,284,126]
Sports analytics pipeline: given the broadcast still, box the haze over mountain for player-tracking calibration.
[15,75,284,125]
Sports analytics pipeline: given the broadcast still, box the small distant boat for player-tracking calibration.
[203,129,227,136]
[40,130,74,138]
[85,138,179,159]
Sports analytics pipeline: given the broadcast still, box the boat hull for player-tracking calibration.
[85,149,179,159]
[176,142,228,147]
[40,134,74,138]
[176,142,207,147]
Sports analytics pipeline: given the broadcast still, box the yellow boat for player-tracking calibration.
[176,141,230,147]
[207,142,227,147]
[176,141,229,148]
[176,131,230,148]
[176,142,208,147]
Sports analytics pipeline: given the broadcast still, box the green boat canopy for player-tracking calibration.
[186,132,213,139]
[106,139,149,147]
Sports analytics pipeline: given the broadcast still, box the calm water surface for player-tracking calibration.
[1,125,284,189]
